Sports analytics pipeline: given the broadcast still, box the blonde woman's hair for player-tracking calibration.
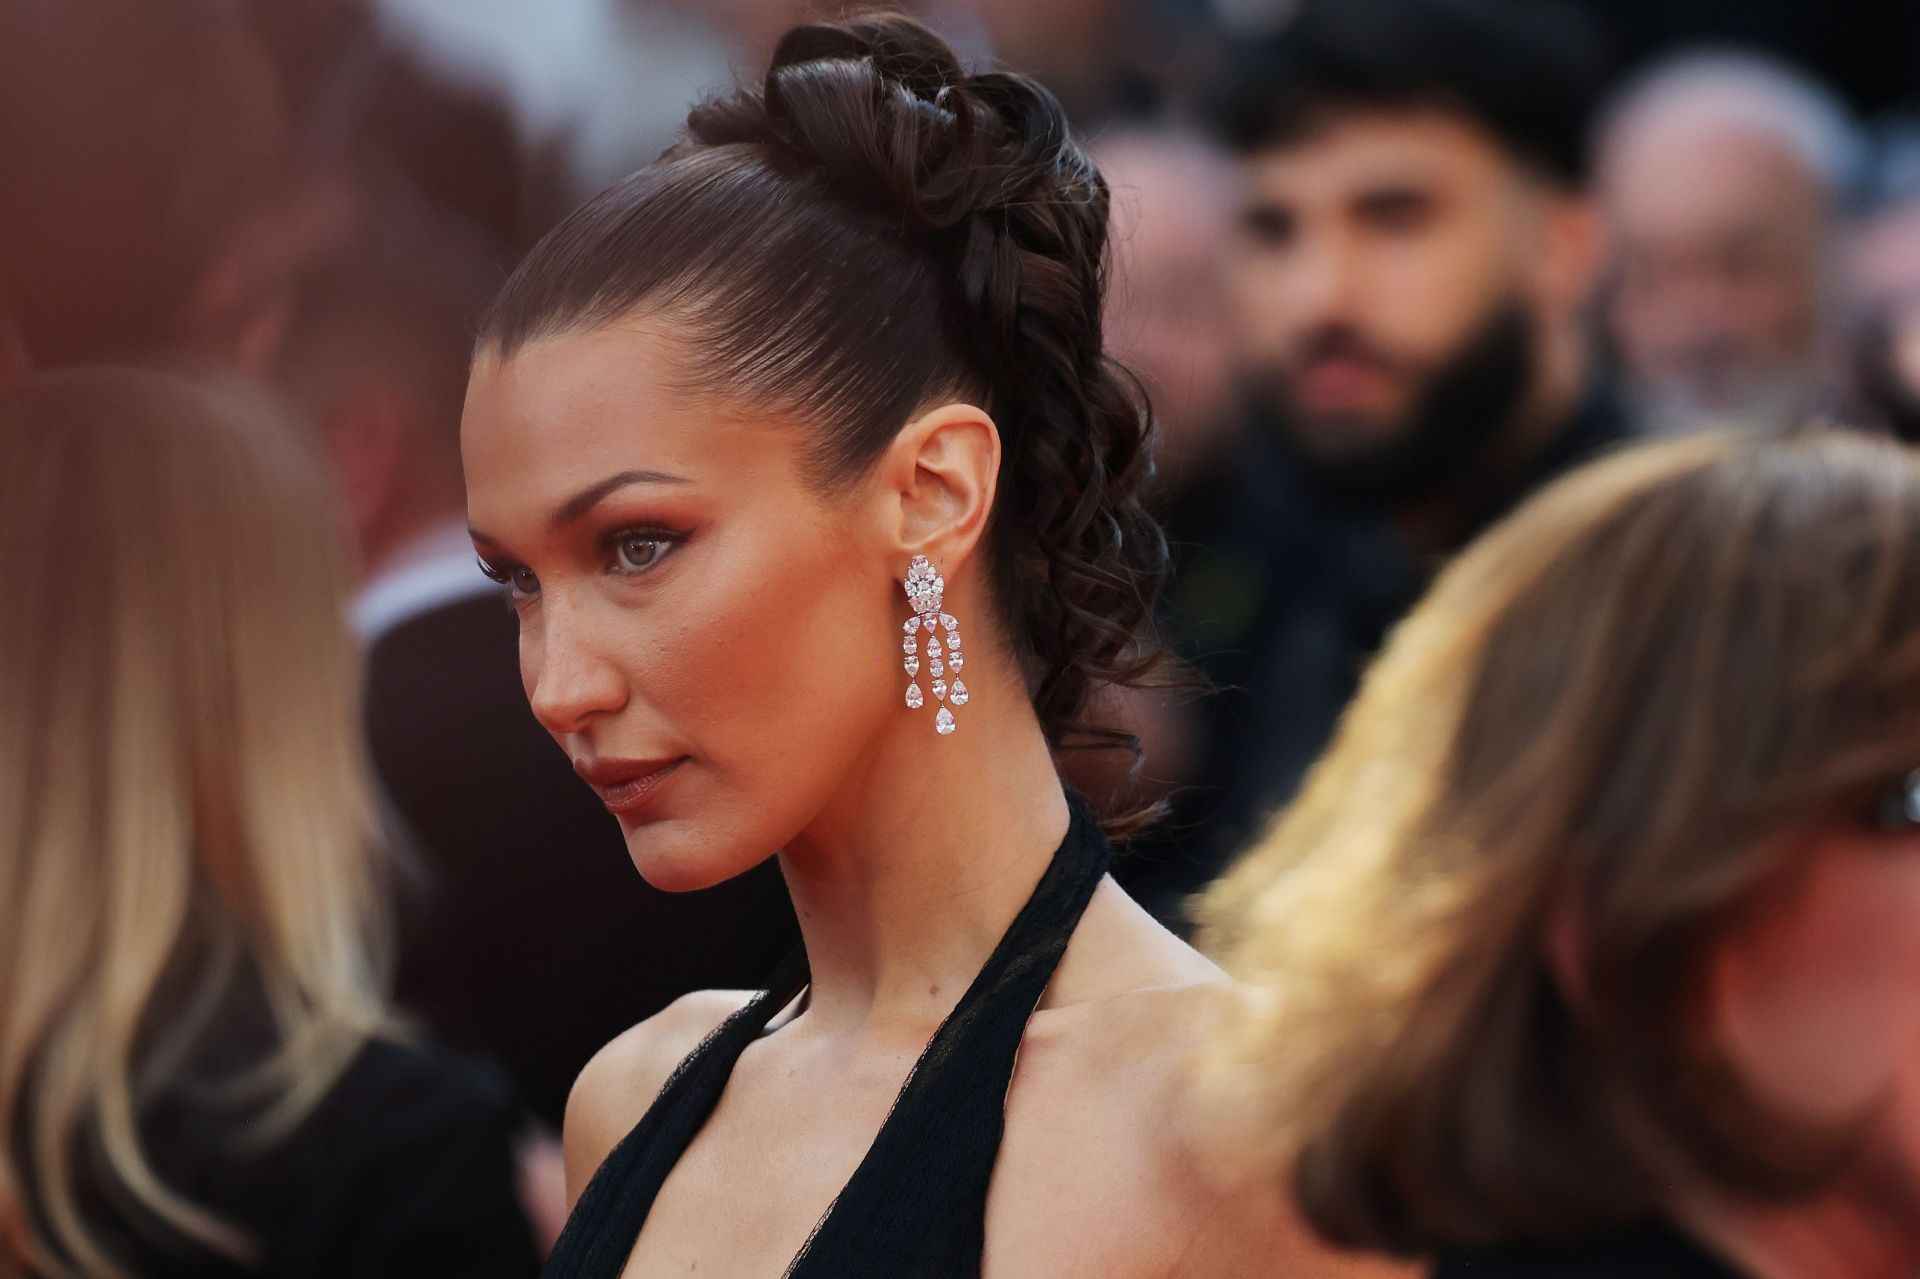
[1198,429,1920,1253]
[0,369,390,1276]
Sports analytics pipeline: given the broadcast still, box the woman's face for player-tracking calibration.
[1707,821,1920,1128]
[460,322,907,889]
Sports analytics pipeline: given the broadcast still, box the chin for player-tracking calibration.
[622,818,775,893]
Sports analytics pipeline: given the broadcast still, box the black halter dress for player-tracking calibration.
[542,796,1112,1278]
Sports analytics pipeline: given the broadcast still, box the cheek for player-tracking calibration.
[1227,253,1292,346]
[625,521,898,879]
[1327,245,1508,395]
[656,544,892,764]
[1710,851,1920,1121]
[1748,281,1814,349]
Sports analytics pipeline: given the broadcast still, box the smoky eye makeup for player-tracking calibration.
[602,524,688,577]
[469,510,696,610]
[476,554,541,600]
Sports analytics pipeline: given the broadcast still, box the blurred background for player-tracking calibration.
[7,0,1920,1263]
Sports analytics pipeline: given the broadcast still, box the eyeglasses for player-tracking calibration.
[1872,770,1920,833]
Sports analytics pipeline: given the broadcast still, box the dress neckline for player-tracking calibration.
[544,792,1112,1279]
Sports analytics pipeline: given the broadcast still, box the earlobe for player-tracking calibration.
[886,401,1001,567]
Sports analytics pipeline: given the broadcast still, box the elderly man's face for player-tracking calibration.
[1604,125,1830,418]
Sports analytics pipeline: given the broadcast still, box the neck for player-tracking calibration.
[1682,1160,1920,1279]
[778,636,1073,1039]
[1394,320,1590,554]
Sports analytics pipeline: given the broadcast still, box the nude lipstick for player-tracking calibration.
[572,756,686,818]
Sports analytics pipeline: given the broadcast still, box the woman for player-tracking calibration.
[0,369,539,1277]
[461,14,1406,1279]
[1200,430,1920,1277]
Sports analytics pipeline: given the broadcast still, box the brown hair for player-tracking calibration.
[477,14,1171,825]
[1197,429,1920,1251]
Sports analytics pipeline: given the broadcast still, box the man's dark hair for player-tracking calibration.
[1206,0,1610,186]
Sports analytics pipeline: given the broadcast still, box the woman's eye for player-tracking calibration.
[614,534,670,574]
[478,555,541,602]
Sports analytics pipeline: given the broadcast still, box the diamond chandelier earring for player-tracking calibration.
[901,555,968,736]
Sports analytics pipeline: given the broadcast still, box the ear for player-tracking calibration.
[1534,190,1610,321]
[876,401,1001,572]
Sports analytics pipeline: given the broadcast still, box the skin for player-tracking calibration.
[462,321,1412,1278]
[1708,828,1920,1125]
[1678,826,1920,1277]
[1099,129,1241,488]
[1228,109,1601,474]
[1600,117,1831,419]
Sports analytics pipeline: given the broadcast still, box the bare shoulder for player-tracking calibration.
[1166,1161,1425,1279]
[1135,987,1418,1279]
[1015,895,1416,1277]
[1019,889,1240,1143]
[1053,878,1227,998]
[560,988,758,1205]
[1118,986,1417,1279]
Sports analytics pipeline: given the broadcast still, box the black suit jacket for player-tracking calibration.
[128,1034,540,1278]
[364,588,798,1127]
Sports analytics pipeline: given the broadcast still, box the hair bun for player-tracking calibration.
[770,14,963,102]
[686,14,1079,239]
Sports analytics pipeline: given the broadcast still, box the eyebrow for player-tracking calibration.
[550,468,691,529]
[467,468,691,547]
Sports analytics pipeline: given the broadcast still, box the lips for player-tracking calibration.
[572,756,686,818]
[1297,356,1390,409]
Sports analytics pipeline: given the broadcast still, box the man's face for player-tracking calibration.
[1603,126,1828,419]
[1227,111,1554,472]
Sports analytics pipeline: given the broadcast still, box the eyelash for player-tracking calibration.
[476,526,684,603]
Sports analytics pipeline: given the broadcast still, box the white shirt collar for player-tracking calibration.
[353,518,501,643]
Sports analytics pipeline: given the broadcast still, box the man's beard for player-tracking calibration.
[1259,299,1537,509]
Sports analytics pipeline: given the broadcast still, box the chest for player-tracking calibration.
[617,1030,1189,1279]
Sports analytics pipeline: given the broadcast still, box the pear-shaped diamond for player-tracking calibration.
[935,706,956,735]
[932,679,948,700]
[923,614,940,632]
[927,638,941,656]
[905,682,924,709]
[903,618,920,635]
[904,655,920,676]
[942,613,958,631]
[949,679,969,706]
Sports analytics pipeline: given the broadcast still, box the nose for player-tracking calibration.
[1285,231,1360,329]
[523,595,629,738]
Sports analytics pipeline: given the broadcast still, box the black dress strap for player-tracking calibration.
[544,794,1111,1278]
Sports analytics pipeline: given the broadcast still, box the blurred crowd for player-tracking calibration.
[6,0,1920,1273]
